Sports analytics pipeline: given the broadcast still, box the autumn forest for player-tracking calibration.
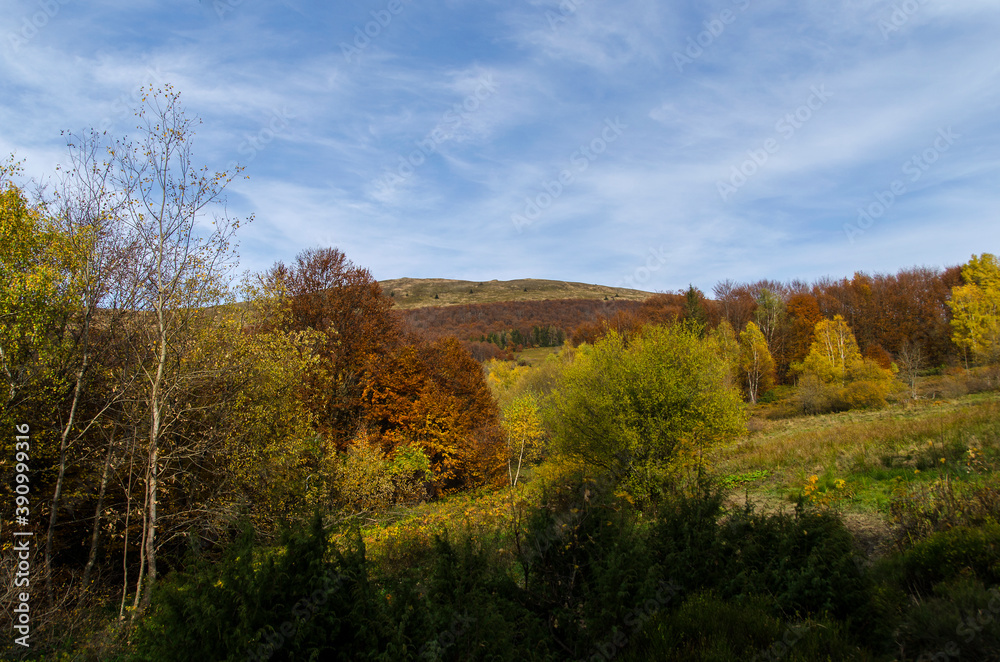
[4,88,1000,661]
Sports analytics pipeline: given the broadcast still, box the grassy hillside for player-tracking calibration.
[379,277,652,309]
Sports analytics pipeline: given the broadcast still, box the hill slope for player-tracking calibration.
[379,277,652,309]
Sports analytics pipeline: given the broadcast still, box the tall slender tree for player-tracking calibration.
[112,85,244,610]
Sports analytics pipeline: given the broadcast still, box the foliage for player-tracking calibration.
[792,315,898,413]
[132,513,399,662]
[889,474,1000,548]
[898,522,1000,593]
[738,321,775,404]
[893,577,1000,662]
[948,253,1000,365]
[546,324,747,487]
[333,439,432,512]
[707,319,740,391]
[264,246,397,444]
[500,391,545,486]
[625,592,869,662]
[0,176,75,405]
[364,337,505,491]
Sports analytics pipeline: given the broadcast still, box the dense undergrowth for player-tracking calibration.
[119,476,1000,661]
[16,390,1000,661]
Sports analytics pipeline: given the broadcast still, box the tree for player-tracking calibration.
[501,392,545,487]
[265,246,397,445]
[707,319,740,391]
[683,285,708,333]
[786,293,822,364]
[948,253,1000,366]
[793,316,897,412]
[0,162,73,406]
[753,287,786,354]
[113,84,244,610]
[362,336,504,491]
[547,324,746,490]
[897,340,926,400]
[43,130,141,596]
[739,321,775,404]
[713,279,756,331]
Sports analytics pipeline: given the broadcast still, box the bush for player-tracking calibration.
[647,492,871,621]
[890,476,1000,547]
[717,507,870,620]
[334,441,396,511]
[132,513,397,662]
[546,324,746,485]
[900,522,1000,593]
[624,592,872,662]
[895,578,1000,661]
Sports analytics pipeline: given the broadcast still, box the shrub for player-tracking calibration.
[334,441,396,511]
[546,324,746,486]
[890,476,1000,547]
[132,513,397,662]
[895,578,1000,661]
[900,522,1000,593]
[624,592,873,662]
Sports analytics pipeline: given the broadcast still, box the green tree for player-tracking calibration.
[547,324,746,489]
[683,285,708,333]
[948,253,1000,366]
[707,319,740,390]
[738,321,775,404]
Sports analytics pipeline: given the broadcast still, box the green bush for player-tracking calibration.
[132,513,397,662]
[901,522,1000,593]
[647,493,870,621]
[895,578,1000,661]
[624,592,873,662]
[545,324,746,483]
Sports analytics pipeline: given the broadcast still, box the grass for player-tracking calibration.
[379,277,651,309]
[709,391,1000,526]
[513,345,561,365]
[344,389,1000,575]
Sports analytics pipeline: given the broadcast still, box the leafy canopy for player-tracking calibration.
[948,253,1000,365]
[547,323,746,480]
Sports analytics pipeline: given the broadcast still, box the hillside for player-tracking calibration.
[379,277,653,309]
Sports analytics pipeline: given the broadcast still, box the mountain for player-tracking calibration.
[379,277,653,309]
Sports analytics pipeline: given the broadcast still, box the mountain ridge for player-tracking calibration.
[379,277,653,309]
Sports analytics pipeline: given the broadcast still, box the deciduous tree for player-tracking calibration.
[739,321,775,404]
[948,253,1000,366]
[547,324,746,488]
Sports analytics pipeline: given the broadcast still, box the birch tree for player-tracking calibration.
[112,85,244,611]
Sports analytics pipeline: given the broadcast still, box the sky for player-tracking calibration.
[1,0,998,293]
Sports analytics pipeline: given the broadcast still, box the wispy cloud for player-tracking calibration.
[2,0,998,291]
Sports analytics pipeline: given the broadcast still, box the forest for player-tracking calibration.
[3,87,1000,661]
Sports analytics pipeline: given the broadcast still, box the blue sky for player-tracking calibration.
[2,0,998,293]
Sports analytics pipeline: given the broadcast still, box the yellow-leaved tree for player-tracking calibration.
[738,321,775,404]
[501,392,545,487]
[793,315,898,412]
[948,253,1000,367]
